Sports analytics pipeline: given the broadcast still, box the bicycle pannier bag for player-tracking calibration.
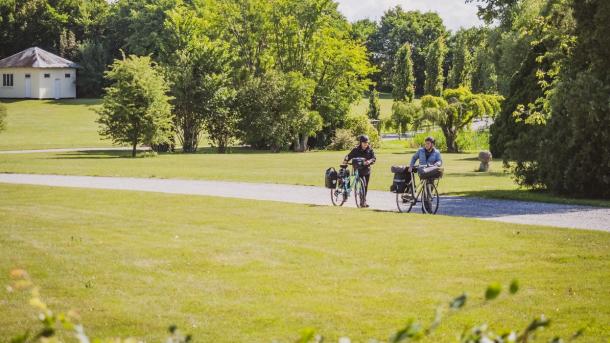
[325,167,338,189]
[390,165,408,193]
[418,165,444,179]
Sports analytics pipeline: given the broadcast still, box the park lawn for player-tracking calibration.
[1,142,609,207]
[350,92,394,119]
[0,99,113,151]
[1,183,609,342]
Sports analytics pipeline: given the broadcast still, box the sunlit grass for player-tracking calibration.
[1,183,609,342]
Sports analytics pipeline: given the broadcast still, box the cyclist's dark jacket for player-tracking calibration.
[344,146,376,176]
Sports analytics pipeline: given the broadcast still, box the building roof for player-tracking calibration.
[0,47,80,69]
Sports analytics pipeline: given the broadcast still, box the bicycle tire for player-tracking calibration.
[396,187,415,213]
[421,181,439,214]
[354,177,367,208]
[330,187,347,206]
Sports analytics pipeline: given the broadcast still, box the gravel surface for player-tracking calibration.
[1,173,608,232]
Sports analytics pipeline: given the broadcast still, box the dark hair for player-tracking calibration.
[358,135,370,143]
[425,136,435,145]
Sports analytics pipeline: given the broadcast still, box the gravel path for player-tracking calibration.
[0,147,151,154]
[0,173,608,232]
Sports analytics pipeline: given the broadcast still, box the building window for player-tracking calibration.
[44,74,50,78]
[65,73,71,78]
[25,74,31,79]
[2,74,14,87]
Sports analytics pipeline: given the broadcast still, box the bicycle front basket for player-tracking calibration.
[418,166,444,179]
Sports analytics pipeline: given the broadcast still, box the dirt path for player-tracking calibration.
[0,173,608,232]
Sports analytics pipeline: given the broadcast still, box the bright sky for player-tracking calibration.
[335,0,483,31]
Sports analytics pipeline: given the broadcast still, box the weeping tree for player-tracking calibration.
[392,43,415,102]
[96,55,174,157]
[421,87,502,152]
[424,36,447,96]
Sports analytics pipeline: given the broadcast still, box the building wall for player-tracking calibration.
[0,67,76,99]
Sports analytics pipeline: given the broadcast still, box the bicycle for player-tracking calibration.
[330,157,368,208]
[396,165,441,214]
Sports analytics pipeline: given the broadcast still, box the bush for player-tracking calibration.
[344,113,380,146]
[412,130,447,151]
[328,129,356,150]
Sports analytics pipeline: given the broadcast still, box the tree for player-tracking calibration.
[369,6,446,94]
[392,43,415,102]
[391,101,421,138]
[424,36,447,96]
[77,40,111,97]
[536,0,610,198]
[167,37,236,153]
[295,111,323,152]
[447,33,474,89]
[237,70,316,152]
[421,87,502,152]
[368,89,381,120]
[96,55,173,157]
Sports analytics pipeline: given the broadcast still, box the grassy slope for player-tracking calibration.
[0,99,112,150]
[1,141,608,207]
[1,183,609,342]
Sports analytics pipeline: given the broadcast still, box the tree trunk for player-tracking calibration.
[293,136,301,152]
[443,127,458,153]
[300,134,308,152]
[132,140,137,158]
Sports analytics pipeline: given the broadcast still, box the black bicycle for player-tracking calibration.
[330,158,368,208]
[396,165,441,214]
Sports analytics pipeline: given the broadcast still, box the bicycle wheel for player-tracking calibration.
[421,181,439,214]
[330,187,347,206]
[354,177,367,208]
[396,186,415,213]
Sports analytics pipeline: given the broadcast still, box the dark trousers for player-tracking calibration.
[362,174,370,195]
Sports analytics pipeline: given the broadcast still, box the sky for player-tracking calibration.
[335,0,484,32]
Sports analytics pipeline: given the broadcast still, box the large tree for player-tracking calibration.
[392,43,415,102]
[369,6,446,94]
[424,36,447,96]
[421,87,503,152]
[96,55,174,157]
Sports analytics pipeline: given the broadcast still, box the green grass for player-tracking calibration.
[0,99,113,151]
[1,183,609,342]
[1,140,608,207]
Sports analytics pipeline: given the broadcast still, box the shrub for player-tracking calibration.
[328,129,356,151]
[412,130,489,152]
[344,113,380,146]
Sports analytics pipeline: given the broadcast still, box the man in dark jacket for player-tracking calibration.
[342,135,376,207]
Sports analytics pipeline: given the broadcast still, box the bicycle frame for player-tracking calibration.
[338,166,360,197]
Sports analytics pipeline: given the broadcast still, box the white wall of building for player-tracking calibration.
[0,67,76,99]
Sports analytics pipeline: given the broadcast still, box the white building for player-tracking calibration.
[0,47,80,99]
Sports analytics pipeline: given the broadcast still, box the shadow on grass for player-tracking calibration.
[0,99,101,107]
[445,189,610,208]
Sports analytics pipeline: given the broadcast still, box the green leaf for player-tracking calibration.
[509,279,520,294]
[485,282,502,300]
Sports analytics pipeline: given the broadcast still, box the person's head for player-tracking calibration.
[424,136,435,150]
[358,134,370,149]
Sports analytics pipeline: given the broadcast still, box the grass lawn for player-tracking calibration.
[1,140,608,207]
[350,92,395,119]
[1,183,609,342]
[0,99,113,151]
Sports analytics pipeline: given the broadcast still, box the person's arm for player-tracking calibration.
[343,148,355,164]
[409,150,419,170]
[434,151,443,167]
[366,149,376,165]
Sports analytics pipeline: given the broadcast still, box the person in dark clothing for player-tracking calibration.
[342,135,376,207]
